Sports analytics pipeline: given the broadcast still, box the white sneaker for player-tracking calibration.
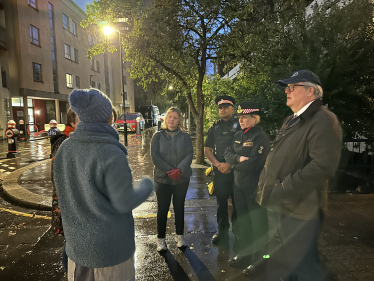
[157,238,167,252]
[177,235,187,248]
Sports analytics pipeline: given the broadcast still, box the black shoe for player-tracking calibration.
[243,261,267,276]
[228,255,251,268]
[212,231,229,245]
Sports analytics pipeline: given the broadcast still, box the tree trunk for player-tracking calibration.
[194,72,205,164]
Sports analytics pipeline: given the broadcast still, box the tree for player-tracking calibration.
[218,0,374,139]
[82,0,253,164]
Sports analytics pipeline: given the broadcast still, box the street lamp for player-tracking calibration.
[103,26,125,115]
[103,24,128,145]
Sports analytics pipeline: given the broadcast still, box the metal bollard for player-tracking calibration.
[5,120,21,158]
[48,120,61,137]
[124,114,128,146]
[136,117,141,137]
[18,120,26,141]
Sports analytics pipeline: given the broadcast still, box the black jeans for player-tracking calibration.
[267,210,326,281]
[213,167,237,234]
[156,181,189,238]
[234,184,269,264]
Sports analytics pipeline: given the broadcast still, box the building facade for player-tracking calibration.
[0,0,134,138]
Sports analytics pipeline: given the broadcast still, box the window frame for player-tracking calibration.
[71,21,77,35]
[32,62,43,82]
[75,76,80,88]
[28,0,37,9]
[29,25,40,46]
[74,48,79,63]
[62,14,69,30]
[66,73,73,88]
[64,44,71,60]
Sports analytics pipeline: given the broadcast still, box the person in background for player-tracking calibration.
[151,107,193,252]
[204,95,239,248]
[256,70,342,281]
[50,108,79,272]
[54,89,154,281]
[224,101,270,276]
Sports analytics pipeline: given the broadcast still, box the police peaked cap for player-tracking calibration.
[235,101,262,116]
[215,95,235,108]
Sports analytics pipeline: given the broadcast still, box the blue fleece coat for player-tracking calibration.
[53,122,154,268]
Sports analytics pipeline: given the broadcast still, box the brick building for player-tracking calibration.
[0,0,135,137]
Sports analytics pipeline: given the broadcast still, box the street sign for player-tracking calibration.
[5,128,14,138]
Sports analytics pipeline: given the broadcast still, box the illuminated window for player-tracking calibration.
[66,74,73,88]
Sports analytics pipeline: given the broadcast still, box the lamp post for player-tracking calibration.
[103,25,128,146]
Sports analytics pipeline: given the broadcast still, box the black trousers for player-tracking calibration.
[267,210,326,281]
[156,181,189,238]
[213,167,237,234]
[234,184,269,264]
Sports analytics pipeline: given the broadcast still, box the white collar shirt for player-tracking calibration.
[294,100,315,118]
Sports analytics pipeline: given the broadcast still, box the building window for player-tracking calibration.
[96,61,100,73]
[124,92,128,100]
[71,21,76,35]
[63,14,69,30]
[97,83,101,90]
[76,76,80,88]
[123,75,127,85]
[1,70,7,87]
[90,59,94,70]
[64,44,71,59]
[74,48,79,63]
[29,25,39,46]
[50,37,55,61]
[91,81,96,88]
[48,3,54,29]
[28,0,37,9]
[66,74,73,88]
[89,34,93,46]
[32,62,42,82]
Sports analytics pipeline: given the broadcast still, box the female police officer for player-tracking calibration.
[224,101,270,276]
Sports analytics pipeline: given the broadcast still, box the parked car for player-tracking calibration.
[115,113,145,132]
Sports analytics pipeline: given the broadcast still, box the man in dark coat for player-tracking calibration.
[256,70,342,281]
[204,95,239,247]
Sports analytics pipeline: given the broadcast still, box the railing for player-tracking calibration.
[332,139,374,193]
[340,139,374,173]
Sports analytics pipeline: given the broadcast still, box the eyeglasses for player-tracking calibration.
[285,84,305,92]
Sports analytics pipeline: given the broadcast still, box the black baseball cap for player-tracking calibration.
[278,70,322,87]
[215,95,235,108]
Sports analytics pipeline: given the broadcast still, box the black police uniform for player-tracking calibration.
[205,97,239,241]
[224,101,270,273]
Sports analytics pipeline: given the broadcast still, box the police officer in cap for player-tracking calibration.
[224,101,270,276]
[204,95,239,247]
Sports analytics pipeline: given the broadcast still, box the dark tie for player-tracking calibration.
[287,115,299,128]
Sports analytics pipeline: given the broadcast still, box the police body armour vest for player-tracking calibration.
[213,118,238,161]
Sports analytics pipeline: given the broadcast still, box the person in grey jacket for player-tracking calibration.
[256,70,342,281]
[151,107,193,252]
[54,89,154,281]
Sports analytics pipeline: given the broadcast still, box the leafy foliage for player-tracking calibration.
[217,0,374,139]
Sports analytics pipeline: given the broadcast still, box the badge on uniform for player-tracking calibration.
[235,140,241,144]
[223,132,228,135]
[258,146,264,154]
[243,141,253,147]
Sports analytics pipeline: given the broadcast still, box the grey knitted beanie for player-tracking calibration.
[69,88,112,123]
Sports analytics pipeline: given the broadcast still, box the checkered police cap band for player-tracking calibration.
[241,109,259,114]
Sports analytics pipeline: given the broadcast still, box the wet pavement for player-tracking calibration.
[0,130,374,280]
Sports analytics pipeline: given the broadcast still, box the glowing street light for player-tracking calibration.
[103,26,115,35]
